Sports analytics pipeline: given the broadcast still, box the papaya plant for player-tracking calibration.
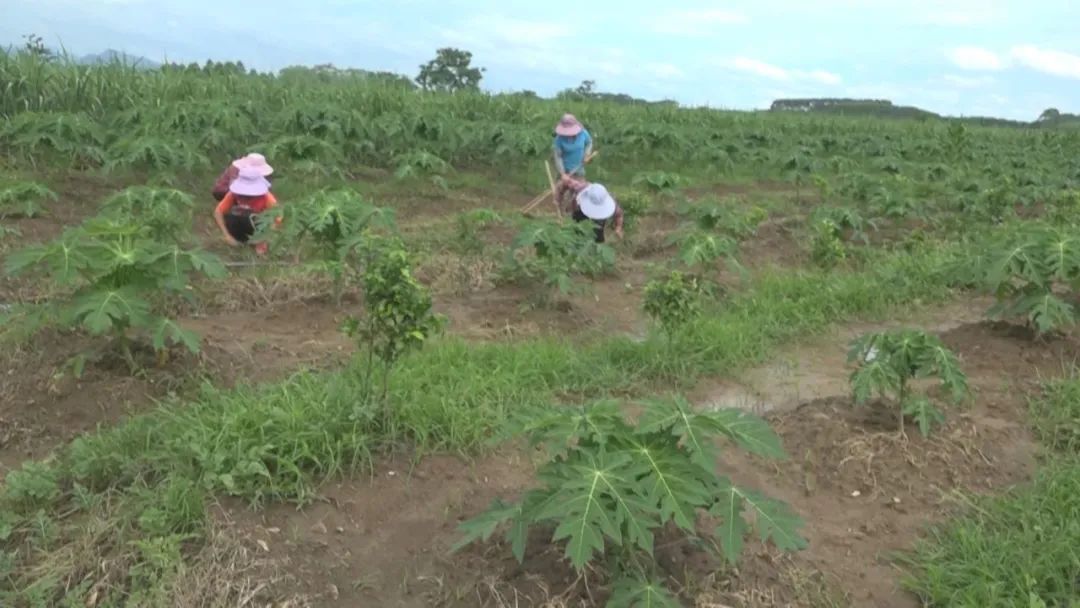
[969,224,1080,335]
[503,219,616,303]
[0,181,55,219]
[453,397,806,606]
[677,197,767,240]
[847,329,969,437]
[4,216,226,368]
[259,188,396,304]
[99,186,195,243]
[631,171,682,194]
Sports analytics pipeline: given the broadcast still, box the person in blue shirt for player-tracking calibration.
[552,114,594,212]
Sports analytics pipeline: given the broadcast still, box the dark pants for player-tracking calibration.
[573,208,606,243]
[224,212,255,243]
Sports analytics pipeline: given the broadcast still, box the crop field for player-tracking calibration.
[1,52,1079,608]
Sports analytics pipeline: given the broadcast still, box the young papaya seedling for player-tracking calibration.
[847,329,968,437]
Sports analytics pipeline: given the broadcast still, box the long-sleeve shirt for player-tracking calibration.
[562,176,624,231]
[553,130,593,175]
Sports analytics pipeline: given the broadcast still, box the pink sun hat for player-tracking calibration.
[232,152,274,177]
[555,113,583,137]
[229,167,271,197]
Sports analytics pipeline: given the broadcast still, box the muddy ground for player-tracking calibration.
[214,308,1071,608]
[1,174,1063,607]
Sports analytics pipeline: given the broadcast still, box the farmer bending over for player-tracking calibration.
[562,175,623,243]
[552,114,593,210]
[211,152,273,202]
[213,167,279,255]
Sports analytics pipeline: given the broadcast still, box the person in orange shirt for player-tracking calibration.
[213,167,279,255]
[212,152,273,202]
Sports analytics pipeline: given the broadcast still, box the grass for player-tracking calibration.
[0,237,967,604]
[1031,378,1080,454]
[900,378,1080,608]
[899,462,1080,608]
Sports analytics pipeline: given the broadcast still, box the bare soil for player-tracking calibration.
[213,314,1073,608]
[0,175,804,473]
[2,174,1062,608]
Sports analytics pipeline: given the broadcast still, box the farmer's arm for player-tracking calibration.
[214,194,240,245]
[583,131,593,162]
[267,193,283,227]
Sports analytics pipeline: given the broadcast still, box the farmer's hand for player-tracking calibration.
[223,234,240,247]
[614,226,624,240]
[560,172,570,182]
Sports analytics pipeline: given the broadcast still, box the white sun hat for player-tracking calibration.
[229,167,271,197]
[232,152,274,176]
[576,184,617,220]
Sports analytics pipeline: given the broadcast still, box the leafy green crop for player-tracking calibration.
[454,396,806,605]
[847,329,968,436]
[966,224,1080,335]
[0,181,55,219]
[677,197,767,240]
[99,186,194,243]
[260,188,395,304]
[342,240,444,411]
[4,216,225,367]
[643,270,706,341]
[504,219,616,302]
[632,171,683,193]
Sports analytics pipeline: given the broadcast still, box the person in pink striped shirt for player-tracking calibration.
[558,174,624,243]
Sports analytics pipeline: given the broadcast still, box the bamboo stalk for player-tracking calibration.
[521,190,551,213]
[544,160,561,218]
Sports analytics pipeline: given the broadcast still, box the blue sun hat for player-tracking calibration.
[576,184,616,220]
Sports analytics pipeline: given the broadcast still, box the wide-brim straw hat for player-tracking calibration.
[577,184,616,220]
[233,152,274,176]
[229,167,271,197]
[555,113,583,137]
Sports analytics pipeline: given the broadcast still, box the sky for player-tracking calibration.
[3,0,1079,120]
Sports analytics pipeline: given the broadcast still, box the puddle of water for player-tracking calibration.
[696,297,995,413]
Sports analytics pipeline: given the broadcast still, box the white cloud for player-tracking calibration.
[643,62,685,79]
[724,57,841,85]
[806,70,842,85]
[947,46,1004,71]
[1010,45,1080,80]
[942,74,994,87]
[650,9,748,36]
[730,57,788,80]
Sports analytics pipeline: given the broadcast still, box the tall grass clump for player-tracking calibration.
[900,378,1080,607]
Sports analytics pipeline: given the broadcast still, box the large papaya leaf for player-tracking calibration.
[69,287,152,335]
[636,396,720,470]
[534,451,646,571]
[696,408,787,460]
[622,436,711,531]
[4,235,91,285]
[712,482,807,563]
[150,317,201,354]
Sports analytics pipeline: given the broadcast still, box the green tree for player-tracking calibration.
[21,34,53,61]
[416,48,485,92]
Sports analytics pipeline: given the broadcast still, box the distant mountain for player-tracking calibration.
[77,49,159,69]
